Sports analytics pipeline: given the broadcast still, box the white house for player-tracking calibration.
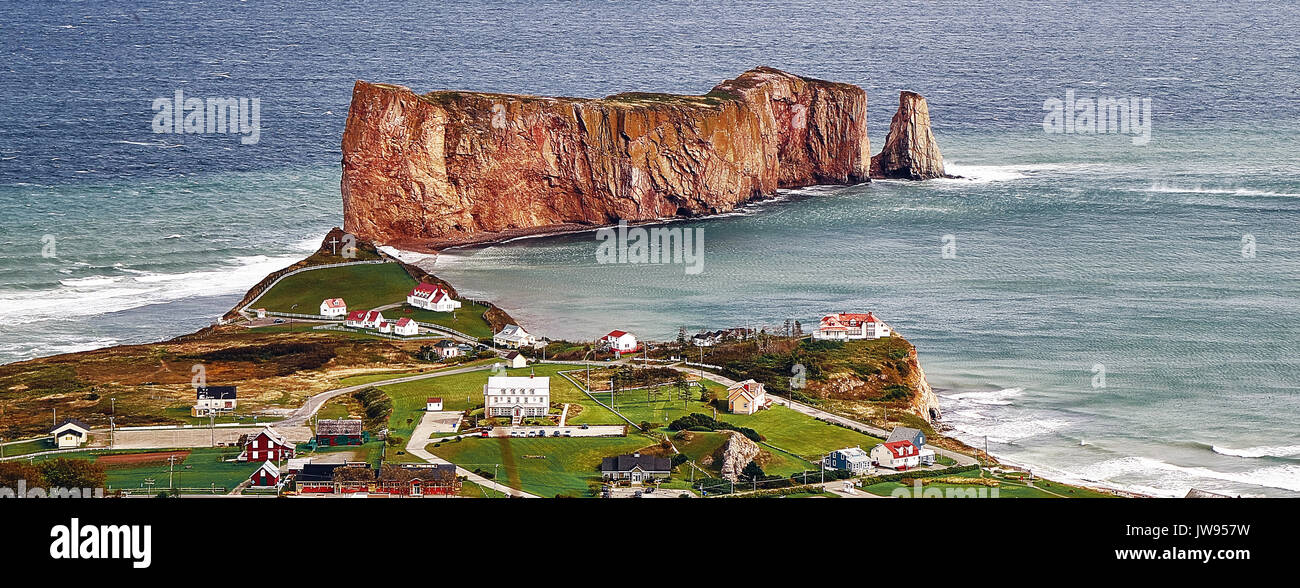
[362,310,385,329]
[812,312,892,341]
[483,375,550,424]
[344,310,367,328]
[600,330,638,354]
[426,397,443,411]
[726,379,769,415]
[378,320,393,334]
[503,350,527,369]
[319,298,347,317]
[407,283,462,312]
[392,317,419,336]
[434,340,461,358]
[871,440,921,471]
[824,446,873,474]
[50,419,91,449]
[493,324,536,349]
[192,385,237,417]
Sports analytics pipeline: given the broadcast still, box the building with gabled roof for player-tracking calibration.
[237,426,296,462]
[872,440,921,471]
[727,379,769,415]
[50,419,91,449]
[248,461,281,488]
[600,452,672,482]
[484,375,550,424]
[600,330,639,354]
[493,324,536,349]
[320,298,347,317]
[407,283,461,312]
[824,446,873,474]
[812,312,891,341]
[315,419,364,446]
[192,385,237,417]
[374,463,460,496]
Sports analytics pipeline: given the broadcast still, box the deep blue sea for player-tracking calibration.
[2,1,1298,495]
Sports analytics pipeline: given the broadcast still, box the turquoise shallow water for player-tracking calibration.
[2,1,1298,496]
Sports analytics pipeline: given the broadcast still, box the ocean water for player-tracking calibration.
[2,1,1298,495]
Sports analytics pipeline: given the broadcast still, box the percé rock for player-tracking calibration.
[717,431,763,482]
[340,67,871,247]
[869,91,949,180]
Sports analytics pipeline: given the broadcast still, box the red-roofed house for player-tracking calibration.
[344,309,368,328]
[319,298,347,318]
[871,440,921,470]
[727,379,769,415]
[393,317,419,336]
[812,312,892,341]
[426,397,443,411]
[362,310,385,329]
[407,283,462,312]
[600,330,639,354]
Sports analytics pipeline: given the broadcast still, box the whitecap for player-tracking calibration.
[1212,444,1300,459]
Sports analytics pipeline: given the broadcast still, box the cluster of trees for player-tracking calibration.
[190,341,337,375]
[667,413,763,443]
[351,387,392,434]
[0,458,107,490]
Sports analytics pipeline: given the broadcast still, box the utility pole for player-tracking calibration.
[168,455,177,491]
[110,397,116,449]
[209,410,216,447]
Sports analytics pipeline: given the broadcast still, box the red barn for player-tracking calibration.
[248,461,281,487]
[238,426,296,462]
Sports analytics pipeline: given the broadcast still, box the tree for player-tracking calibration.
[39,458,106,489]
[741,460,765,481]
[793,320,803,337]
[0,461,46,489]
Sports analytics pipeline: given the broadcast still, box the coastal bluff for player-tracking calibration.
[340,67,871,248]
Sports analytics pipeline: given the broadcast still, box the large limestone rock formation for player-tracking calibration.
[340,67,871,248]
[870,91,949,180]
[716,431,763,482]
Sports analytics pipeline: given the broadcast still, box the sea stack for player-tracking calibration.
[870,91,950,180]
[340,67,871,248]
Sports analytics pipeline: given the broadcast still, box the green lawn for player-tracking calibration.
[859,469,1114,499]
[375,365,626,445]
[389,301,495,339]
[1,438,53,457]
[585,376,883,464]
[32,447,254,493]
[255,263,416,313]
[427,436,654,497]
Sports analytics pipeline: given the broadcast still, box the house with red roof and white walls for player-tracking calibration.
[392,317,419,336]
[600,330,639,354]
[344,310,367,328]
[319,298,347,317]
[362,310,385,329]
[871,440,922,471]
[811,312,892,341]
[407,283,462,312]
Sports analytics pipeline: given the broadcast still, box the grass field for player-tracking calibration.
[1,438,53,457]
[255,263,416,313]
[389,301,495,339]
[31,447,254,493]
[374,364,626,445]
[584,377,883,464]
[859,468,1114,498]
[427,436,653,497]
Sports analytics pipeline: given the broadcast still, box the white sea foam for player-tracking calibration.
[935,163,1028,183]
[1076,456,1300,494]
[943,387,1024,406]
[1212,444,1300,459]
[1140,182,1300,198]
[0,239,318,326]
[945,416,1071,444]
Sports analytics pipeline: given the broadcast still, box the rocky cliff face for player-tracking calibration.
[341,67,870,247]
[869,91,948,180]
[716,431,764,482]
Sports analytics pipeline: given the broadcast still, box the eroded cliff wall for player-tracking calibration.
[341,67,870,247]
